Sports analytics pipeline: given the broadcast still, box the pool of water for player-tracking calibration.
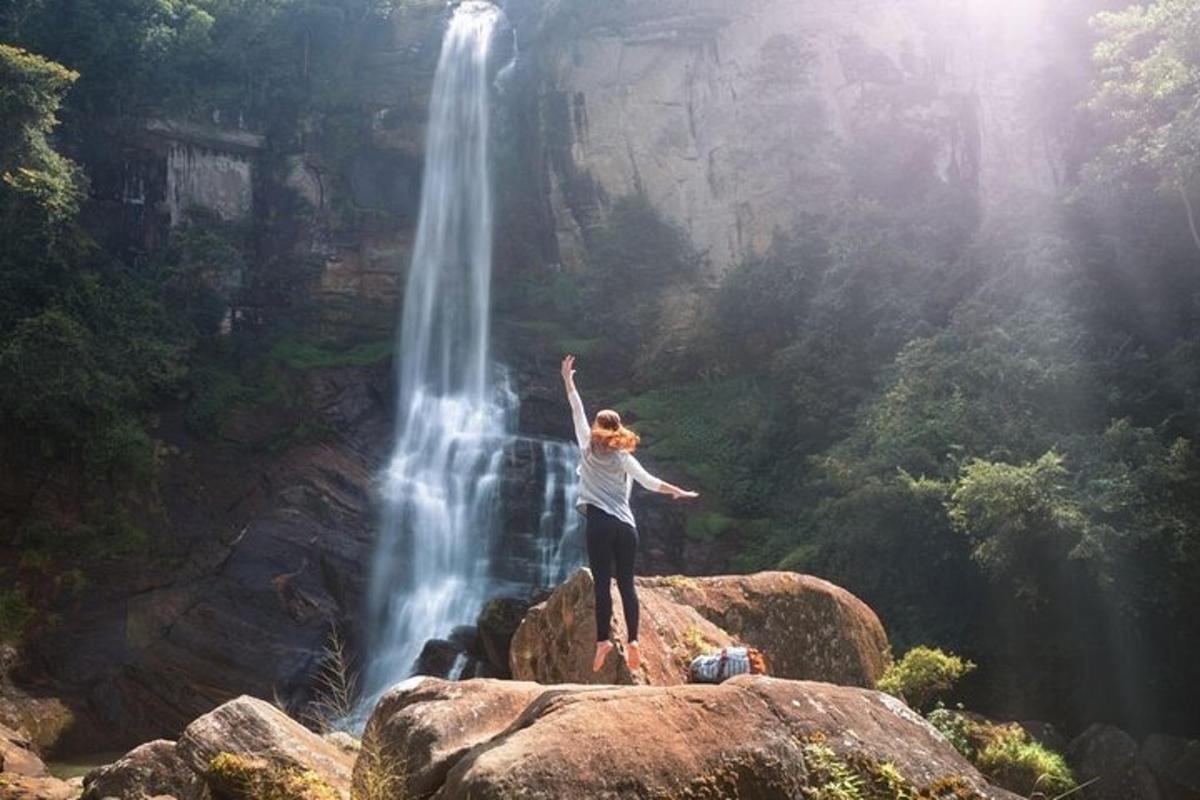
[46,751,125,780]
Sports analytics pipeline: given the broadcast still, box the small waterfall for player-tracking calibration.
[359,1,510,707]
[536,439,585,587]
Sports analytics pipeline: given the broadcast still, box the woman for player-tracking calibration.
[561,354,699,673]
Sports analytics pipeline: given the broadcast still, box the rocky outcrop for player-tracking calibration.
[17,362,393,750]
[512,0,1068,277]
[356,674,1020,799]
[509,568,888,687]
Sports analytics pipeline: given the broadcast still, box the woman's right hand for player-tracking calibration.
[561,354,576,385]
[669,486,700,500]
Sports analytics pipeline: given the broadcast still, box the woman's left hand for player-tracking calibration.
[561,354,576,384]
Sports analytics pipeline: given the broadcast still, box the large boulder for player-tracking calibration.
[509,568,888,687]
[1142,735,1200,800]
[81,739,207,800]
[509,569,736,686]
[177,695,354,799]
[1068,724,1161,800]
[356,675,1021,800]
[648,571,891,686]
[354,677,550,798]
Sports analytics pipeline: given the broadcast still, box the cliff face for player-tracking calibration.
[516,0,1067,277]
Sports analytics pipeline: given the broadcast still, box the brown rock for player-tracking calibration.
[176,696,353,799]
[510,569,735,686]
[649,571,891,686]
[510,568,889,687]
[0,773,79,800]
[358,675,1020,800]
[1,720,46,777]
[0,690,75,752]
[353,677,551,799]
[81,740,207,800]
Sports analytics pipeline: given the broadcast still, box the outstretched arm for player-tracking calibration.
[620,452,700,500]
[561,354,590,450]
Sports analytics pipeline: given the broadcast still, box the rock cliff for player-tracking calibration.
[513,0,1068,277]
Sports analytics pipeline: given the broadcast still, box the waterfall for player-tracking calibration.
[359,1,511,708]
[536,439,585,587]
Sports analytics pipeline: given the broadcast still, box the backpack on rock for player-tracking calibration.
[688,646,769,683]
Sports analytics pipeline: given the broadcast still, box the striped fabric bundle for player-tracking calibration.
[688,646,764,683]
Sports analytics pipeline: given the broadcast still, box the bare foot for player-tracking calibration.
[626,640,641,671]
[593,640,614,672]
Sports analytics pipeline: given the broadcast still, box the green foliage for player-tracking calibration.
[877,647,976,712]
[1086,1,1200,207]
[948,453,1094,604]
[270,335,393,370]
[797,737,923,800]
[974,726,1075,797]
[0,44,82,224]
[927,710,1075,797]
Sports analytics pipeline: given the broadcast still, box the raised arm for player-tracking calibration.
[619,452,699,500]
[561,354,590,450]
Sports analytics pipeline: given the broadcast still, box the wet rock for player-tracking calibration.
[177,695,354,799]
[413,639,462,678]
[475,597,531,678]
[1068,723,1161,800]
[509,567,890,687]
[358,675,1020,800]
[81,740,206,800]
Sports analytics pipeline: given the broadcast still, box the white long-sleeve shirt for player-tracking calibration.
[568,388,663,529]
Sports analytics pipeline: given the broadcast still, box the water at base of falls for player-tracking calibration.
[355,1,583,717]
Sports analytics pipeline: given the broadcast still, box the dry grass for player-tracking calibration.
[307,626,359,733]
[353,726,409,800]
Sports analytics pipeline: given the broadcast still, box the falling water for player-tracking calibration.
[536,440,585,586]
[359,1,512,707]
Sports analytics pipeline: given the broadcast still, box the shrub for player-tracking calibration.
[876,646,975,711]
[974,724,1074,797]
[928,709,1074,796]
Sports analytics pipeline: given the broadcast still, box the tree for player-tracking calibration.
[1086,0,1200,255]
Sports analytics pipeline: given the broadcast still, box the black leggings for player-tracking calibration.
[585,504,640,642]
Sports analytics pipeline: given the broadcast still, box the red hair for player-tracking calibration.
[590,409,639,453]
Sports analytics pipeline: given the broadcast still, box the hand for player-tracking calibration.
[561,354,576,384]
[671,488,700,500]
